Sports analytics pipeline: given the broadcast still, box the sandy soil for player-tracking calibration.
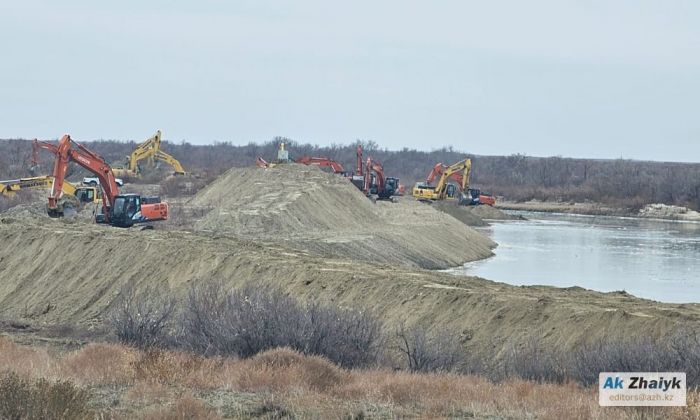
[2,166,699,368]
[431,201,522,226]
[1,215,699,366]
[188,165,495,269]
[639,203,700,221]
[496,200,629,216]
[498,200,700,222]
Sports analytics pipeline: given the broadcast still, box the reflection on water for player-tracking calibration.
[445,211,700,303]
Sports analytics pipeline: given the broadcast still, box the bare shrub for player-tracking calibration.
[107,283,176,349]
[0,372,90,420]
[499,337,567,383]
[569,331,700,388]
[180,281,384,368]
[394,323,465,373]
[303,302,383,368]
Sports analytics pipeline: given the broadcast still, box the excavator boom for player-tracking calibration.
[45,134,168,226]
[0,176,97,204]
[124,130,186,175]
[363,157,399,200]
[413,158,471,201]
[48,135,120,218]
[296,156,345,174]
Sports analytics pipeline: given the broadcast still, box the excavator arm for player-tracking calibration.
[432,158,471,200]
[127,131,160,173]
[355,145,363,176]
[296,156,345,174]
[154,150,186,174]
[48,135,120,219]
[123,130,186,175]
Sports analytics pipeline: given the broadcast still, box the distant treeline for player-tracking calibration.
[2,137,699,210]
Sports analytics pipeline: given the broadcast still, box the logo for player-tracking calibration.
[599,372,686,406]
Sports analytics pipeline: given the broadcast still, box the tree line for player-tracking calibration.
[2,137,699,210]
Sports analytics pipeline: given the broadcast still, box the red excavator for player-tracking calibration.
[296,156,346,174]
[45,134,168,227]
[363,157,400,201]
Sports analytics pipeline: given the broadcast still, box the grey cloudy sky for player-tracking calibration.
[1,1,698,161]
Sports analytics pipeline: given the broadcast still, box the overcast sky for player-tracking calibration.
[1,1,698,161]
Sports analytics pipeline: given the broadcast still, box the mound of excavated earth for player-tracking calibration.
[1,217,699,365]
[188,165,495,269]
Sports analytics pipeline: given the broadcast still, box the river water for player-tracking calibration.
[445,211,700,303]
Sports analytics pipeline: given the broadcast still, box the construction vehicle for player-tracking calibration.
[413,159,471,202]
[46,134,168,227]
[413,159,496,205]
[256,142,292,169]
[363,157,399,201]
[256,157,270,168]
[113,130,186,177]
[296,156,346,174]
[350,145,366,190]
[0,176,100,205]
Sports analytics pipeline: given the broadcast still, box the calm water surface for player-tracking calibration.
[446,212,700,303]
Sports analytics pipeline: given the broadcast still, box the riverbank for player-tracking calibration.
[497,200,700,222]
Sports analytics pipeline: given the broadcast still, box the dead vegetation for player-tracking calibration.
[0,336,698,419]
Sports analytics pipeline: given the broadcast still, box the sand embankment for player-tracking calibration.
[189,165,495,269]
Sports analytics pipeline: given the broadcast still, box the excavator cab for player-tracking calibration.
[74,187,96,204]
[110,194,142,227]
[385,177,399,196]
[445,184,457,199]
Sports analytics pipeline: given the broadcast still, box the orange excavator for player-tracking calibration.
[296,156,346,174]
[44,134,168,227]
[363,157,400,201]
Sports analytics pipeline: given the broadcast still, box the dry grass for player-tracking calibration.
[1,336,698,419]
[141,394,222,420]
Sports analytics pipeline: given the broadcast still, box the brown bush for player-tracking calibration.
[234,348,348,393]
[142,394,221,420]
[0,372,90,420]
[59,343,138,385]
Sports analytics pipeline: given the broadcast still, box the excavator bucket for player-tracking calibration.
[46,194,80,218]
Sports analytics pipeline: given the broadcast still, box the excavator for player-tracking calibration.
[1,175,100,206]
[255,142,292,169]
[113,130,186,177]
[363,157,400,201]
[413,159,496,205]
[296,156,346,174]
[350,145,366,190]
[413,159,471,202]
[46,134,168,227]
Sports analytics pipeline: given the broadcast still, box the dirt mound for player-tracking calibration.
[430,202,488,226]
[429,202,522,227]
[1,219,699,366]
[639,204,700,221]
[188,165,495,269]
[467,204,522,220]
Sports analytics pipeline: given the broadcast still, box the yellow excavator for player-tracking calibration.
[1,176,100,205]
[412,158,472,202]
[113,130,186,177]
